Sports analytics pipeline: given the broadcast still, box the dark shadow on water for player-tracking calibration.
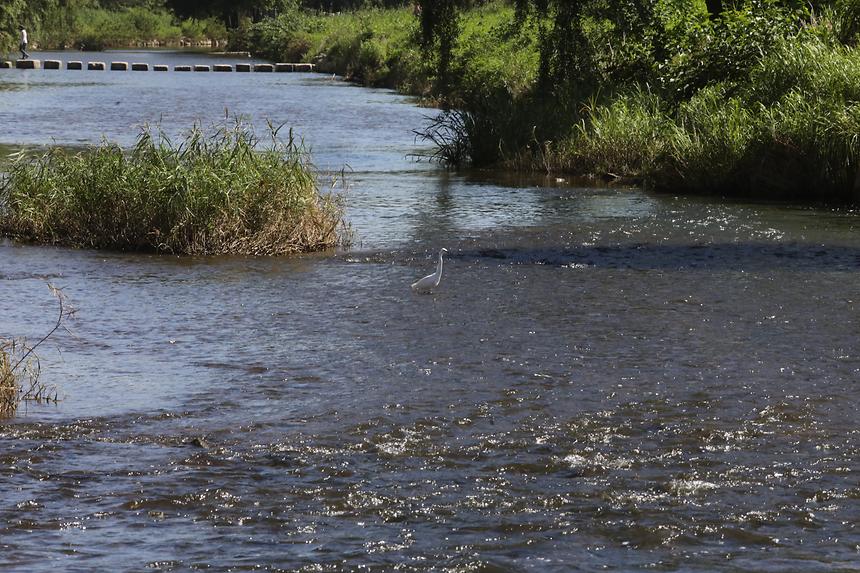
[456,242,860,271]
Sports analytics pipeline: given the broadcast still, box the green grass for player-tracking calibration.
[560,38,860,201]
[654,37,860,200]
[658,85,758,193]
[484,26,860,201]
[566,91,671,180]
[231,3,539,97]
[452,2,540,101]
[308,8,425,90]
[0,120,346,255]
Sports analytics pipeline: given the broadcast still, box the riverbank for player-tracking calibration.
[231,1,860,203]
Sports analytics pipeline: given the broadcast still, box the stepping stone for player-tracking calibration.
[193,65,210,72]
[153,65,169,71]
[16,59,41,69]
[174,65,192,71]
[275,63,294,72]
[294,63,314,72]
[235,63,251,72]
[110,61,129,71]
[213,64,232,72]
[131,63,149,71]
[1,61,14,68]
[254,64,274,72]
[67,61,83,70]
[44,60,62,70]
[88,62,106,70]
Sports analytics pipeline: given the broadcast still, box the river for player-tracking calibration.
[1,50,859,572]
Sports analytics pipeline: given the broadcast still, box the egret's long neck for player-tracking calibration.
[436,252,444,275]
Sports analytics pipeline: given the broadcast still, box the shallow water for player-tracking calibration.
[2,52,860,572]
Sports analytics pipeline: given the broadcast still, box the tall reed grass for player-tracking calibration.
[568,91,670,180]
[655,39,860,200]
[658,86,758,193]
[0,120,346,255]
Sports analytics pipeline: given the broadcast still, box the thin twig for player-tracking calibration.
[10,285,71,375]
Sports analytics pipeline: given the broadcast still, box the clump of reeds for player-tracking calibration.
[657,85,759,193]
[0,119,347,255]
[414,110,472,167]
[0,339,57,418]
[1,285,68,419]
[569,90,670,180]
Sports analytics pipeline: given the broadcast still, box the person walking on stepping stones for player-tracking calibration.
[19,26,30,60]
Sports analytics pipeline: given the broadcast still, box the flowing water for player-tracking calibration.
[1,51,859,572]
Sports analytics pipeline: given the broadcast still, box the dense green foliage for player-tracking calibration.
[1,0,226,51]
[165,0,410,29]
[410,0,860,201]
[0,121,346,254]
[166,0,860,200]
[230,5,427,90]
[1,0,412,52]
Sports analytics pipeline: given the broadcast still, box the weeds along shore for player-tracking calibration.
[0,120,347,255]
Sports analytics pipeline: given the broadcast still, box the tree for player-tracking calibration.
[416,0,463,96]
[1,0,26,53]
[1,0,66,53]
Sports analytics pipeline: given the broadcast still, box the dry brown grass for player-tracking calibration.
[0,343,16,418]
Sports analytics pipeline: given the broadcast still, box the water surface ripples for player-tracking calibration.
[1,52,859,572]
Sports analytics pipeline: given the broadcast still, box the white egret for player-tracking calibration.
[411,248,448,293]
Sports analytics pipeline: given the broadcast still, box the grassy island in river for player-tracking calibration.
[0,121,346,255]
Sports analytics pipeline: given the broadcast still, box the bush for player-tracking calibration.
[655,0,800,104]
[0,120,347,255]
[181,17,228,42]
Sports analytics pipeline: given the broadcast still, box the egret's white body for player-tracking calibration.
[411,248,448,293]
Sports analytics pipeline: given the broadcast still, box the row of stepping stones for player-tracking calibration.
[1,60,315,72]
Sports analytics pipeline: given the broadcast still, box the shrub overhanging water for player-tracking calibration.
[0,120,346,255]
